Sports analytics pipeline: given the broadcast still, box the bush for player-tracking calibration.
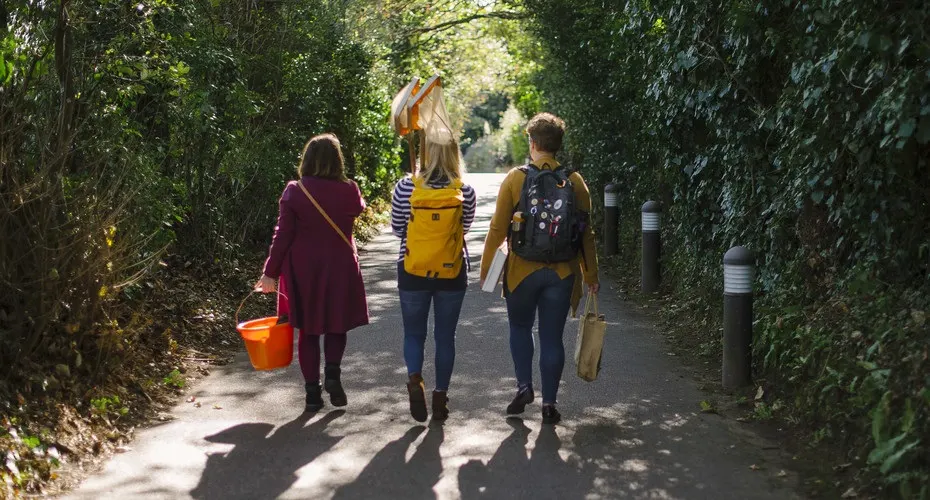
[0,1,401,381]
[524,0,929,495]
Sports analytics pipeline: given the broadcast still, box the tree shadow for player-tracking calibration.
[458,418,596,500]
[190,410,344,500]
[331,423,445,500]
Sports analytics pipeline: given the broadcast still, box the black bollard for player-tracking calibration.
[722,246,754,389]
[641,201,661,294]
[604,183,619,256]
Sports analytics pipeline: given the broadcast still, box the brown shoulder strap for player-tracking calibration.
[296,180,355,253]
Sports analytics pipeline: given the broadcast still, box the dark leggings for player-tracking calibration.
[298,332,347,383]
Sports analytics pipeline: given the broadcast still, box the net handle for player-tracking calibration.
[236,289,288,326]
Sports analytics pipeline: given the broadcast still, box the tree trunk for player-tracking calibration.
[53,0,75,177]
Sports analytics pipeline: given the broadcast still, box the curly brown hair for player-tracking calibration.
[526,112,566,154]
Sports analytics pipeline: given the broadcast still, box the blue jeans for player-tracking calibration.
[399,289,467,391]
[506,268,575,404]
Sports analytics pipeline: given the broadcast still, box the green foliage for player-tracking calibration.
[90,396,129,419]
[524,0,930,495]
[163,369,185,389]
[1,1,402,378]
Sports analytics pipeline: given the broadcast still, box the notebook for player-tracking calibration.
[481,247,507,293]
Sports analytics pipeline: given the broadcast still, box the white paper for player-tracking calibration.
[481,247,507,293]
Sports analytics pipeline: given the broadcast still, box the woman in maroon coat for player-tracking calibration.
[256,134,369,412]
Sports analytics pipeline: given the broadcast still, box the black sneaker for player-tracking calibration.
[305,382,324,413]
[541,405,561,425]
[407,373,428,422]
[324,363,347,407]
[506,386,535,415]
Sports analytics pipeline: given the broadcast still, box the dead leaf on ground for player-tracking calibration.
[777,470,788,478]
[194,402,202,408]
[212,404,222,410]
[841,487,858,498]
[749,464,761,471]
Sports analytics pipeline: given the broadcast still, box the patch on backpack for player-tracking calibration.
[432,213,440,221]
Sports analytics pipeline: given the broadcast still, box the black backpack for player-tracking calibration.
[510,164,582,263]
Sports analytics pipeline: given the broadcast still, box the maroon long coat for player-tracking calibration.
[263,177,369,336]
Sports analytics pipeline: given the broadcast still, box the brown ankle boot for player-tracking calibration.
[406,374,428,422]
[431,391,449,421]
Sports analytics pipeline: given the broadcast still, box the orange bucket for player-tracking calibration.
[236,292,294,370]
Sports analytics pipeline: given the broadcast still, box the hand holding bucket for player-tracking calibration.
[235,290,294,370]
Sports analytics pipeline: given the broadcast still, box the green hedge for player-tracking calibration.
[0,1,400,375]
[523,0,929,496]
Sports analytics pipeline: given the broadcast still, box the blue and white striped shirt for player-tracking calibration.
[391,176,477,260]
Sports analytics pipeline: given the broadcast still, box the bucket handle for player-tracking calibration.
[236,289,289,326]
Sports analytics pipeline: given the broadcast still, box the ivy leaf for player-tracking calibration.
[897,119,916,138]
[811,191,824,204]
[879,439,919,474]
[856,32,872,48]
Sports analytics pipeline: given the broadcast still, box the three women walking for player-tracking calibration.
[257,112,599,424]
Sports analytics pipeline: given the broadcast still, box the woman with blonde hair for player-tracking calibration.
[257,133,369,413]
[390,138,477,422]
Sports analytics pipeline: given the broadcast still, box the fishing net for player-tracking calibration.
[390,75,455,147]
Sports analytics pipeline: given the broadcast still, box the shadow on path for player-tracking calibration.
[458,418,596,500]
[190,410,345,500]
[332,423,445,500]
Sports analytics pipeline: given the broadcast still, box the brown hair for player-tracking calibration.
[298,133,347,181]
[526,112,566,153]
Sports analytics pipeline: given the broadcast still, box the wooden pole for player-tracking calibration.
[419,131,427,174]
[406,132,416,175]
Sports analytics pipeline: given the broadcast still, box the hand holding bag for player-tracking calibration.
[574,293,607,382]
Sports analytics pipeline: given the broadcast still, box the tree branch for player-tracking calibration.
[409,10,526,35]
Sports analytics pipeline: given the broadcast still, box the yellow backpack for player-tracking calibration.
[404,177,465,279]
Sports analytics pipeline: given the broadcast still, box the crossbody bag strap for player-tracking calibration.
[296,180,355,253]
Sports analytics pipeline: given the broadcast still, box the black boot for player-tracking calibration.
[305,382,324,413]
[432,391,449,422]
[542,404,561,425]
[506,385,535,415]
[324,363,347,407]
[406,373,428,423]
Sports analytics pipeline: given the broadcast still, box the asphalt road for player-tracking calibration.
[66,173,802,500]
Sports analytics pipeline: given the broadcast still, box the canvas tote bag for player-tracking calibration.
[574,293,607,382]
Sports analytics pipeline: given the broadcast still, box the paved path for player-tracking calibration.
[68,173,802,500]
